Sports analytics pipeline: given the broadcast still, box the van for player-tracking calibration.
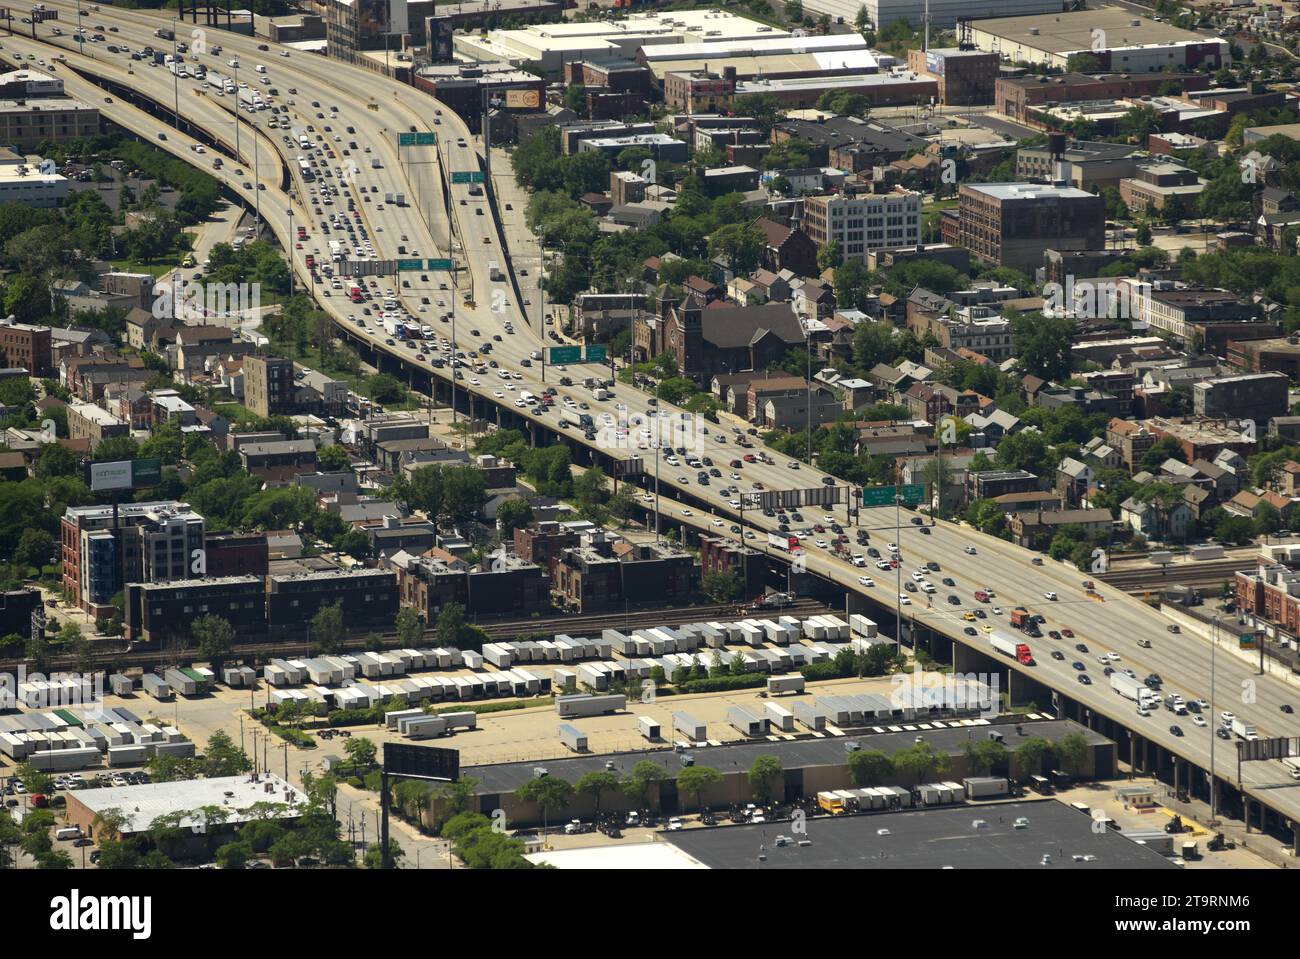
[55,827,82,841]
[1136,637,1151,648]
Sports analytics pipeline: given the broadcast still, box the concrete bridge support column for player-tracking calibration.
[951,641,983,677]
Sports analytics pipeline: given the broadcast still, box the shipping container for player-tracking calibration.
[849,614,878,639]
[790,700,826,731]
[558,723,588,752]
[555,693,624,718]
[141,674,171,700]
[962,776,1009,799]
[673,711,706,741]
[764,702,794,732]
[767,675,805,696]
[638,716,661,740]
[727,705,768,737]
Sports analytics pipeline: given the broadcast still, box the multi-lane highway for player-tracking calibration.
[10,4,1300,841]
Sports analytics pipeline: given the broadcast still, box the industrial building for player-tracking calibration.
[655,801,1178,869]
[735,71,937,109]
[0,149,71,206]
[907,48,999,105]
[802,0,1065,30]
[950,182,1105,274]
[65,775,303,839]
[454,9,786,75]
[967,8,1226,72]
[464,719,1113,827]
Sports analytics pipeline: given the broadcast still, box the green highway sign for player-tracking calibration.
[398,132,437,146]
[452,171,485,184]
[427,258,453,270]
[584,345,607,363]
[398,259,424,271]
[860,484,926,507]
[548,346,581,364]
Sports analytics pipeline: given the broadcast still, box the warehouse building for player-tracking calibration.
[907,48,999,105]
[735,71,937,109]
[968,8,1226,72]
[455,9,783,75]
[803,0,1065,29]
[65,775,303,839]
[462,719,1113,827]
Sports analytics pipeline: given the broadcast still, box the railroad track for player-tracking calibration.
[2,598,831,674]
[1099,558,1250,595]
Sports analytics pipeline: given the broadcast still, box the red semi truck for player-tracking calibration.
[990,632,1034,666]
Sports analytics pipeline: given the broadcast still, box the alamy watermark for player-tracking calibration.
[1042,275,1151,321]
[889,662,1002,720]
[0,667,105,713]
[152,278,261,323]
[593,404,710,457]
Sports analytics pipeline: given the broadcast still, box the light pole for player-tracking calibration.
[232,60,240,162]
[75,0,83,55]
[171,17,180,130]
[287,206,295,296]
[1209,613,1219,825]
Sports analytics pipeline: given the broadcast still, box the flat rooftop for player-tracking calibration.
[464,718,1106,794]
[664,800,1179,869]
[70,774,304,835]
[970,7,1216,54]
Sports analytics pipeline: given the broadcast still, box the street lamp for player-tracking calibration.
[1209,613,1219,825]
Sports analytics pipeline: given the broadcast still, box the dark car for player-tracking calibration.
[1048,630,1061,640]
[1071,661,1086,671]
[963,627,977,636]
[1216,727,1230,739]
[1075,643,1089,653]
[1282,704,1294,714]
[947,595,960,605]
[1077,674,1092,685]
[1051,650,1065,661]
[1169,725,1183,737]
[942,577,955,587]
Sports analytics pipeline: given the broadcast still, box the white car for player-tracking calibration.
[681,509,693,517]
[965,546,977,555]
[1136,706,1151,717]
[1193,715,1207,727]
[858,577,874,587]
[815,540,828,549]
[1220,711,1235,725]
[899,594,912,606]
[711,519,723,527]
[911,570,923,581]
[887,543,899,552]
[876,560,891,570]
[1044,591,1058,601]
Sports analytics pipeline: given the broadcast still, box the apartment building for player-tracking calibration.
[801,188,921,265]
[955,182,1105,274]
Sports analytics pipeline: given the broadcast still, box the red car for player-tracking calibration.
[1061,628,1075,638]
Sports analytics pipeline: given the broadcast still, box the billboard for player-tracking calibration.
[505,88,541,110]
[383,742,460,781]
[88,458,162,492]
[926,50,946,76]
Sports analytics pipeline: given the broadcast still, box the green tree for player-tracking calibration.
[574,771,619,815]
[701,568,744,604]
[1010,311,1076,382]
[1012,737,1053,782]
[621,760,668,809]
[676,766,722,812]
[747,755,783,805]
[847,749,894,786]
[192,614,235,669]
[395,606,424,647]
[317,444,351,472]
[496,498,533,538]
[891,742,949,784]
[309,602,345,654]
[515,775,574,831]
[344,737,377,769]
[962,739,1008,776]
[1054,731,1090,777]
